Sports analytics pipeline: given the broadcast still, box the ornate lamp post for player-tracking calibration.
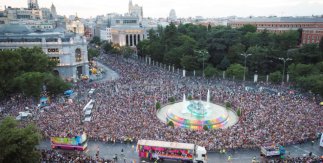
[278,57,292,85]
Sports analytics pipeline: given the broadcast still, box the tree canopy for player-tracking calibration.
[0,117,41,163]
[0,47,70,99]
[118,23,323,96]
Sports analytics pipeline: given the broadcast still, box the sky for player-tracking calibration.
[1,0,323,18]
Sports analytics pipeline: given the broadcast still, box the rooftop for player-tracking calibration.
[0,24,32,34]
[230,17,323,23]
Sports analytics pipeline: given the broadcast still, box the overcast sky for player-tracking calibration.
[1,0,323,18]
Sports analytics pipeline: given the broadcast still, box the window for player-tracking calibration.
[49,57,60,64]
[75,48,82,62]
[48,48,59,53]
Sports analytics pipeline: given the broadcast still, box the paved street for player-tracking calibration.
[38,139,323,163]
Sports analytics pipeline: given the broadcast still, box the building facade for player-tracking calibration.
[109,15,146,46]
[100,27,112,42]
[110,26,145,46]
[228,17,323,44]
[0,24,89,80]
[66,15,85,36]
[302,28,323,44]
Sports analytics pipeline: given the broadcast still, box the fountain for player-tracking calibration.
[207,89,210,104]
[157,90,238,130]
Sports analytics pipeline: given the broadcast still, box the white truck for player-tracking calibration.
[137,140,207,163]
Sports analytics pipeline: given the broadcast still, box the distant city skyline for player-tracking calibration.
[1,0,323,18]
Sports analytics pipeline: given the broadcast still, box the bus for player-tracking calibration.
[137,140,207,163]
[50,132,88,151]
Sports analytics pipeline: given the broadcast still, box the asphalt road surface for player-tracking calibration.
[38,139,323,163]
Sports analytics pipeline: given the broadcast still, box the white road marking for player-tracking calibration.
[292,145,317,156]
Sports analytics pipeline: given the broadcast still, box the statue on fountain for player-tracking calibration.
[186,101,208,118]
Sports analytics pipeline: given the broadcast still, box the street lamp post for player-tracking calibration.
[240,53,252,81]
[195,50,208,78]
[278,57,292,85]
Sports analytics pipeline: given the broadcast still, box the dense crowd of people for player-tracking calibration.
[40,149,112,163]
[262,155,323,163]
[0,53,322,155]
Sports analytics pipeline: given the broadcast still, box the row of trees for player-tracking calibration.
[135,23,323,96]
[0,47,70,99]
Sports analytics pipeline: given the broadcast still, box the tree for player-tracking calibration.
[238,24,257,35]
[163,22,179,49]
[217,56,230,70]
[167,121,174,127]
[226,64,245,79]
[274,30,299,50]
[88,48,99,59]
[90,36,101,46]
[288,63,315,81]
[136,39,150,57]
[225,101,231,109]
[0,117,41,163]
[0,50,22,98]
[0,48,69,99]
[269,71,282,84]
[155,101,161,110]
[18,47,56,73]
[43,73,70,96]
[120,46,133,58]
[204,65,219,78]
[228,43,246,64]
[13,72,70,98]
[163,48,182,67]
[236,108,241,117]
[102,41,114,54]
[203,125,209,131]
[13,72,44,98]
[168,97,175,103]
[180,55,199,71]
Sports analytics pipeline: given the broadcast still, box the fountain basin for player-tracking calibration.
[158,100,238,130]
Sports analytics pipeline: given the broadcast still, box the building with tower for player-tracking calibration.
[128,0,143,22]
[50,3,57,19]
[168,9,177,22]
[28,0,39,9]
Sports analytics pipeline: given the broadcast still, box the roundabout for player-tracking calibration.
[157,91,238,130]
